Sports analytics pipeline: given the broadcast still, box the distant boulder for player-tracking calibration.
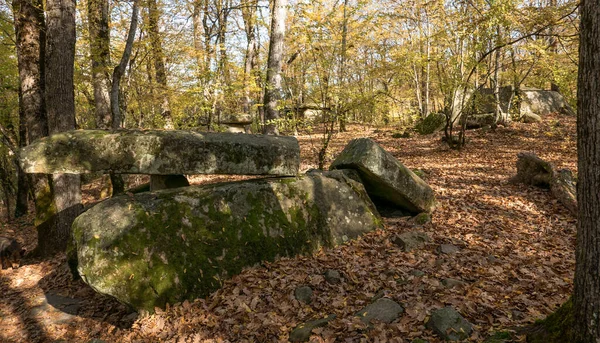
[415,112,446,135]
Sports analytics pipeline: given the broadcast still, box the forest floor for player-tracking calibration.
[0,114,577,343]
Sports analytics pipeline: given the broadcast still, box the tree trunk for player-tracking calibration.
[242,0,259,116]
[574,2,600,342]
[263,0,287,135]
[12,0,52,227]
[14,95,29,218]
[43,0,82,256]
[88,0,111,129]
[148,0,173,129]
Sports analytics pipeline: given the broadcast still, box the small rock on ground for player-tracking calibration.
[355,298,404,324]
[289,315,336,342]
[426,306,473,341]
[438,244,460,254]
[392,231,430,252]
[441,278,467,288]
[294,285,313,304]
[324,269,342,284]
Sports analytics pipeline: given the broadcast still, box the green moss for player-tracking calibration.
[483,331,513,343]
[527,298,576,343]
[415,112,445,135]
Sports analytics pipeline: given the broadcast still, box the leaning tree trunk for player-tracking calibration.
[263,0,287,135]
[12,0,52,227]
[574,1,600,342]
[43,0,82,256]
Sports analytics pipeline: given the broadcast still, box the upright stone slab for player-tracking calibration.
[330,138,436,214]
[20,130,300,176]
[69,171,382,312]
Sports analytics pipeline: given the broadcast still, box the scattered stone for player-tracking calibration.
[324,269,342,284]
[289,315,336,342]
[70,172,382,312]
[522,112,542,123]
[426,307,473,341]
[512,310,525,320]
[20,130,300,176]
[294,286,313,304]
[483,331,513,343]
[441,278,467,288]
[392,232,430,252]
[411,270,426,277]
[371,289,386,302]
[330,138,436,214]
[355,298,404,324]
[413,212,432,225]
[438,244,460,255]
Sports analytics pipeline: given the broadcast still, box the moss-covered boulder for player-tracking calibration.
[70,171,382,312]
[415,112,446,135]
[20,130,299,176]
[330,138,436,214]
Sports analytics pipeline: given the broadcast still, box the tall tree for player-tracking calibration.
[42,0,82,256]
[241,0,259,116]
[12,0,52,226]
[263,0,287,135]
[88,0,112,129]
[147,0,173,129]
[574,1,600,341]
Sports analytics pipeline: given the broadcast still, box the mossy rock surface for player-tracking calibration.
[20,129,300,176]
[330,138,436,214]
[415,112,445,135]
[71,171,382,312]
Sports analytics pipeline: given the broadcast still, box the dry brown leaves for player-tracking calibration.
[0,114,576,342]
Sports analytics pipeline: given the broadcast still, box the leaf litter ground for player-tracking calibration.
[0,114,576,342]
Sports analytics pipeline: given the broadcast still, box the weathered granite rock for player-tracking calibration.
[392,231,430,252]
[355,298,404,324]
[330,138,436,214]
[289,315,336,342]
[20,130,299,176]
[69,172,382,312]
[521,89,575,117]
[426,307,473,341]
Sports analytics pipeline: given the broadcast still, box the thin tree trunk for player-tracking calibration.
[242,0,259,115]
[574,2,600,342]
[88,0,112,129]
[43,0,82,256]
[148,0,173,129]
[14,85,29,218]
[263,0,287,135]
[111,0,139,130]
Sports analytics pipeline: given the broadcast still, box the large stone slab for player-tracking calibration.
[20,130,299,176]
[330,138,436,214]
[69,171,382,312]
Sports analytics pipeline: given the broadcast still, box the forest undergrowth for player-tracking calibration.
[0,114,577,342]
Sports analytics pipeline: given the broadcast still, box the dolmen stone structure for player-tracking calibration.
[20,132,435,312]
[20,130,299,191]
